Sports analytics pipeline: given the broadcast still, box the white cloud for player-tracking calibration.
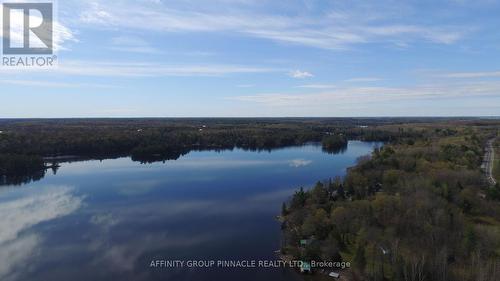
[73,0,468,50]
[439,71,500,79]
[362,25,464,45]
[79,1,114,25]
[0,79,118,88]
[0,60,281,77]
[345,77,382,82]
[55,62,278,77]
[53,21,77,51]
[289,70,314,79]
[108,35,160,54]
[228,81,500,107]
[298,84,336,89]
[1,0,473,53]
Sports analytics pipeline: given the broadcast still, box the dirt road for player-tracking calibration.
[482,139,496,186]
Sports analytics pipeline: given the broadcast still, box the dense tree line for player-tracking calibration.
[281,124,500,281]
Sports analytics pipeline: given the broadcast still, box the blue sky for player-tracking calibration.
[1,0,500,117]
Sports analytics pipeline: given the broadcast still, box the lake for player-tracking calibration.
[0,141,380,281]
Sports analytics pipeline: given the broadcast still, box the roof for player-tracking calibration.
[329,272,340,278]
[300,262,311,272]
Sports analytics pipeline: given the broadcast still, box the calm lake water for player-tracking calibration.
[0,141,380,281]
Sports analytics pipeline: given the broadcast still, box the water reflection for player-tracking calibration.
[0,142,381,281]
[289,159,313,168]
[0,170,46,186]
[0,187,83,281]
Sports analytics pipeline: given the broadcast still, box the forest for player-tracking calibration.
[281,122,500,281]
[0,118,424,185]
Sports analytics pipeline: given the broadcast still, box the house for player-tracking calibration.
[379,246,389,255]
[300,237,313,246]
[330,190,339,200]
[328,271,340,278]
[300,262,311,273]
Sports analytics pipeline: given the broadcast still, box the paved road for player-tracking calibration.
[482,138,496,186]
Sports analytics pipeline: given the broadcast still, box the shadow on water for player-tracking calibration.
[0,170,46,186]
[321,143,348,154]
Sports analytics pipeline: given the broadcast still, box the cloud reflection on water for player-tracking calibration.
[288,159,313,168]
[0,187,83,281]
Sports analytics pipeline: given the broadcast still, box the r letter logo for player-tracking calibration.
[3,2,53,54]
